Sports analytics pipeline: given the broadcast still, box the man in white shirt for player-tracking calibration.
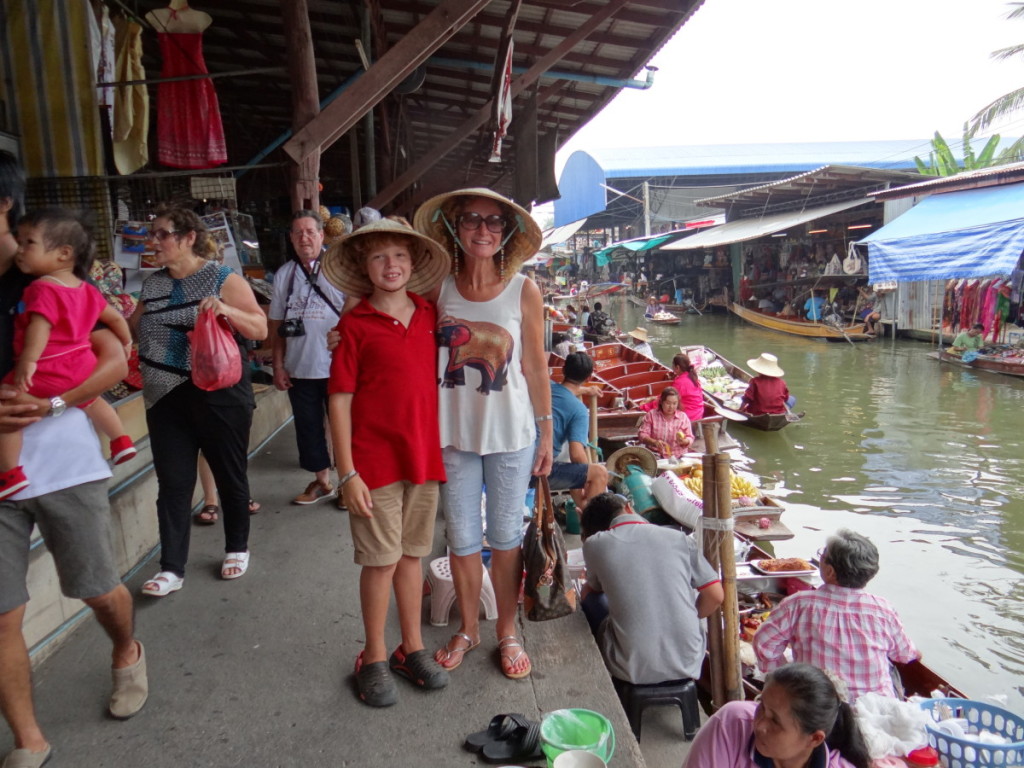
[0,327,148,768]
[269,211,347,506]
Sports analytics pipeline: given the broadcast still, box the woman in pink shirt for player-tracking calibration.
[638,387,693,458]
[639,353,705,423]
[683,663,871,768]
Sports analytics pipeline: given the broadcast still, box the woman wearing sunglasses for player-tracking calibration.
[132,208,267,596]
[413,189,551,680]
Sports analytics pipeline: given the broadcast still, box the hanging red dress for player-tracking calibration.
[156,32,226,168]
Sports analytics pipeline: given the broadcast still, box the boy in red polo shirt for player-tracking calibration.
[323,218,451,707]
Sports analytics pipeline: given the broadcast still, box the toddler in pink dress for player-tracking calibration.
[0,209,136,499]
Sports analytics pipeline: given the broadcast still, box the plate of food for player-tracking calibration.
[750,557,817,576]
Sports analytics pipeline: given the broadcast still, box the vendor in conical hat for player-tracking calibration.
[412,188,549,681]
[741,353,790,415]
[628,326,654,359]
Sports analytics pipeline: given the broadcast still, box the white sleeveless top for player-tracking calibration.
[437,274,534,454]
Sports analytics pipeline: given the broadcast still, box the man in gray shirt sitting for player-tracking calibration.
[580,493,723,684]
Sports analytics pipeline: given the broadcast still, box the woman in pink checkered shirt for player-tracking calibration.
[752,529,919,703]
[637,387,694,458]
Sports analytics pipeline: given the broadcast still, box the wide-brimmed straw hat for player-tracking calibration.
[747,352,784,377]
[321,218,451,298]
[412,187,542,278]
[628,327,649,343]
[606,445,658,477]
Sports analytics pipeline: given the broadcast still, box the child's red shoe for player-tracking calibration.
[0,466,29,499]
[110,435,137,465]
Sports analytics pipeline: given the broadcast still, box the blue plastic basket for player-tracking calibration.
[919,698,1024,767]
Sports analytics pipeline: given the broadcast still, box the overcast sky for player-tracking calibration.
[556,0,1024,169]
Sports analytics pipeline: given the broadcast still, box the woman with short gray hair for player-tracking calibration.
[823,529,879,589]
[752,529,919,702]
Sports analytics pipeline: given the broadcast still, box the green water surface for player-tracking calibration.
[607,300,1024,705]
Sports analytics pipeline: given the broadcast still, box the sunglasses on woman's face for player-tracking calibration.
[149,228,177,242]
[457,212,507,233]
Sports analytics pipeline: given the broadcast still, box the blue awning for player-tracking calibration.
[861,182,1024,282]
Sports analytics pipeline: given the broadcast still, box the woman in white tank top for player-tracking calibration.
[414,188,551,680]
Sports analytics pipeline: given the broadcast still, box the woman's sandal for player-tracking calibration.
[221,552,250,580]
[193,505,219,525]
[141,571,183,597]
[497,636,532,680]
[435,632,480,671]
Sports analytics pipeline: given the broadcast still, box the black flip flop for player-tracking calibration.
[481,720,543,764]
[465,713,533,753]
[193,505,219,525]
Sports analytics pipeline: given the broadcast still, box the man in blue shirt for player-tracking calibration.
[803,291,825,321]
[547,353,608,505]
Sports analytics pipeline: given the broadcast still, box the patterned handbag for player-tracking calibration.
[522,476,578,621]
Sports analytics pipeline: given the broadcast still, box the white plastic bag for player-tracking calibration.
[854,693,930,759]
[651,471,703,529]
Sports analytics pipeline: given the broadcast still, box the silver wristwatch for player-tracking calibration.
[48,396,67,418]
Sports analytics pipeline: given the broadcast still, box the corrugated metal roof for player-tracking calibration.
[694,165,922,212]
[576,140,940,177]
[663,198,872,250]
[871,160,1024,200]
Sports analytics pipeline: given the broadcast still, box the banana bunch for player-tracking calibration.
[731,475,759,499]
[680,471,759,499]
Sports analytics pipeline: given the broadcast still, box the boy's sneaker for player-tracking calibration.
[110,435,137,465]
[0,466,29,500]
[389,645,449,690]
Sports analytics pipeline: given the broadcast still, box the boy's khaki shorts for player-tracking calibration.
[349,480,439,566]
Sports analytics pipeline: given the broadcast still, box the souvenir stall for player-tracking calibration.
[863,175,1024,346]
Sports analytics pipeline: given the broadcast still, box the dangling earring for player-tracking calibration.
[500,246,506,281]
[453,241,460,277]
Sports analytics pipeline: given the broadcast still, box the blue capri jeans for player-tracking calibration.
[441,445,535,556]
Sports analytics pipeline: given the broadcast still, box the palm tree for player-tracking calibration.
[967,2,1024,159]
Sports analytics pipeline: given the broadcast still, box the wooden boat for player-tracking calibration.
[730,303,873,342]
[928,348,1024,379]
[733,538,967,699]
[549,343,741,454]
[681,345,805,431]
[647,311,682,325]
[583,281,629,298]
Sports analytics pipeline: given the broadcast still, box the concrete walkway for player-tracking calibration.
[0,424,703,767]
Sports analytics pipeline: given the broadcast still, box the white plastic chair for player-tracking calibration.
[425,556,498,627]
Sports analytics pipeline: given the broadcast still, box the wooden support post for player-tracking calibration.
[588,395,598,463]
[715,453,743,702]
[701,453,725,708]
[282,0,320,212]
[700,420,719,456]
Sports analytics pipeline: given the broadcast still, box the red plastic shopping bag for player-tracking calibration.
[189,308,242,391]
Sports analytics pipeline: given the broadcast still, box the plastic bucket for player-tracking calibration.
[540,709,615,768]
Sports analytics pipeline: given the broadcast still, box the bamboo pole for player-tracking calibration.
[588,395,599,463]
[716,453,743,702]
[701,452,725,708]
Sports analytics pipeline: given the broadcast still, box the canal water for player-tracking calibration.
[607,299,1024,707]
